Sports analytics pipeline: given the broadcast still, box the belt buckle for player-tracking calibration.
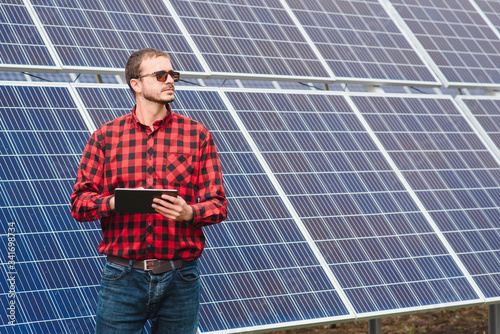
[144,259,159,271]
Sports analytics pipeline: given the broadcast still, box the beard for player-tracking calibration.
[143,86,175,105]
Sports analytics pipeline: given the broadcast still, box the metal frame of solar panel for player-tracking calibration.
[286,0,440,87]
[349,92,500,303]
[0,0,60,72]
[383,0,500,89]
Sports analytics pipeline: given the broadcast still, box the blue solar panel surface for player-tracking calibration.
[30,0,204,72]
[225,90,480,314]
[351,94,500,299]
[0,0,56,68]
[0,83,101,333]
[74,85,350,333]
[286,0,438,85]
[388,0,500,86]
[170,0,331,80]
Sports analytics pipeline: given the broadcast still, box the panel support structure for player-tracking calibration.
[369,319,382,334]
[490,304,500,334]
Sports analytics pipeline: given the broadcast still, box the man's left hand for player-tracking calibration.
[152,194,194,221]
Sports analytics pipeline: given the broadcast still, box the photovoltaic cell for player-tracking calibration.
[0,0,56,67]
[30,0,204,72]
[0,83,102,333]
[73,85,349,333]
[351,94,500,299]
[170,0,331,80]
[388,0,500,86]
[286,0,438,84]
[226,90,479,314]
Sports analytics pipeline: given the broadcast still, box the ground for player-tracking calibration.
[271,306,488,334]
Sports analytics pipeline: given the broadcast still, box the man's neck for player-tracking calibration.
[135,102,167,131]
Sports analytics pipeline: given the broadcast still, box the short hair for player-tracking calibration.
[125,48,170,94]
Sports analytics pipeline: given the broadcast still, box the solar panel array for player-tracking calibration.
[2,0,500,87]
[3,0,500,333]
[226,90,481,314]
[287,0,438,85]
[387,0,500,87]
[29,0,205,73]
[351,94,500,299]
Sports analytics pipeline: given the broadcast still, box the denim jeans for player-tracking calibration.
[95,259,200,334]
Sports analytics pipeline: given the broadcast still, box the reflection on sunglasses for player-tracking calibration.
[136,70,180,82]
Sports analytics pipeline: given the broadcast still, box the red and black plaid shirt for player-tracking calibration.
[71,105,227,260]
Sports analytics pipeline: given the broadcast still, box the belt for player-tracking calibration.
[107,255,184,275]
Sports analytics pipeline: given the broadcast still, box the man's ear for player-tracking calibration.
[129,78,142,95]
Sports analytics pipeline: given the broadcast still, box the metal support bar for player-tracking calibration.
[490,304,500,334]
[369,318,382,334]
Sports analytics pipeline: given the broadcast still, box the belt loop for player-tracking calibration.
[127,260,134,272]
[170,260,176,271]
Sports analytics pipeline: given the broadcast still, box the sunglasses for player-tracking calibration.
[136,70,180,82]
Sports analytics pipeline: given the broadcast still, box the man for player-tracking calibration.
[71,48,227,334]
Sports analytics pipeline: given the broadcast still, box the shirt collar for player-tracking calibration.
[132,104,172,131]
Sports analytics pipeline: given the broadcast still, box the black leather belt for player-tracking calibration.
[107,255,184,274]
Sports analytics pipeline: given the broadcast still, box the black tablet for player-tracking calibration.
[114,188,178,214]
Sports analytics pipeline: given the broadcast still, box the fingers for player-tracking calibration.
[152,195,182,219]
[151,194,193,221]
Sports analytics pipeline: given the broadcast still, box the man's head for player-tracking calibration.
[126,48,179,104]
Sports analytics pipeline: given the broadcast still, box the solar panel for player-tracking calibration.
[387,0,500,87]
[168,0,332,82]
[350,93,500,300]
[224,89,481,315]
[0,82,101,333]
[30,0,205,74]
[0,0,58,70]
[72,84,351,333]
[286,0,439,86]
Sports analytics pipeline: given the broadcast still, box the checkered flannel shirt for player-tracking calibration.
[71,105,227,260]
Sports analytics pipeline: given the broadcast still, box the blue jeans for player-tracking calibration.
[95,259,200,334]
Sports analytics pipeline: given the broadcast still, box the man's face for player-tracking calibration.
[138,56,175,105]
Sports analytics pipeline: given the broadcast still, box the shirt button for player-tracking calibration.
[148,178,151,181]
[149,157,152,160]
[148,222,151,226]
[147,244,152,248]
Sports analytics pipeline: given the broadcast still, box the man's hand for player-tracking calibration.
[152,194,194,221]
[110,196,115,211]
